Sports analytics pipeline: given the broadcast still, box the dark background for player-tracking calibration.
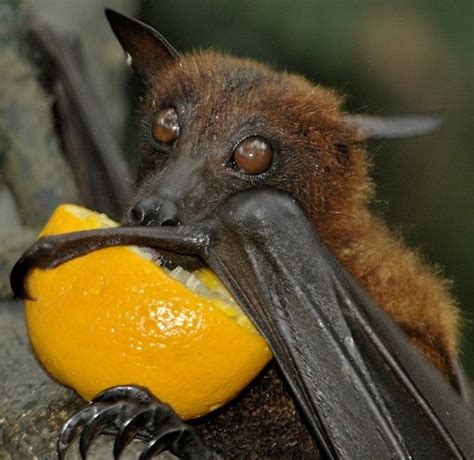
[29,0,474,372]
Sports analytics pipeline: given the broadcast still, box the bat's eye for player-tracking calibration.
[233,136,273,175]
[152,107,180,143]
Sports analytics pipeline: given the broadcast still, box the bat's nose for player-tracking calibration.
[127,197,180,226]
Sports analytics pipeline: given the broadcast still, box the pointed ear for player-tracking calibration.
[343,114,443,140]
[105,8,179,84]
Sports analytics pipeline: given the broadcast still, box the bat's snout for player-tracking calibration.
[127,196,180,227]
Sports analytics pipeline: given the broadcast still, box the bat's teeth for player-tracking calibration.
[166,266,211,298]
[167,266,193,285]
[158,255,175,269]
[132,247,164,266]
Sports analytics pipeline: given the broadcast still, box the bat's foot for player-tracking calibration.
[58,385,218,460]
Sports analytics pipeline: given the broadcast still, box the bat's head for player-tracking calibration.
[106,9,437,235]
[106,9,364,231]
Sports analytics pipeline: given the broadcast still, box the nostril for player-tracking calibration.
[127,203,149,226]
[127,197,180,227]
[156,200,180,226]
[161,217,179,227]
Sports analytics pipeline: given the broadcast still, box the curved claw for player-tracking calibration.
[10,234,84,300]
[114,406,156,459]
[94,385,154,405]
[10,254,35,300]
[9,238,58,300]
[58,385,218,459]
[58,405,102,460]
[139,428,181,460]
[79,403,134,459]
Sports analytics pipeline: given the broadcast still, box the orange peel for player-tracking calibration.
[25,204,271,420]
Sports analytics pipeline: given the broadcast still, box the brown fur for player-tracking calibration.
[130,50,461,456]
[140,51,459,380]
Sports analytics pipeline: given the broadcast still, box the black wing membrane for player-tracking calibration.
[10,189,474,458]
[203,189,474,459]
[27,19,131,219]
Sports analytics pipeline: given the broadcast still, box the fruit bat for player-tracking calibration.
[10,9,473,459]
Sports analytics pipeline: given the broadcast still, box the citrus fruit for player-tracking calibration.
[25,204,271,420]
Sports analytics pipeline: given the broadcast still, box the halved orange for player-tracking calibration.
[25,204,271,420]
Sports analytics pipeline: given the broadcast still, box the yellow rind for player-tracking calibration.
[25,204,271,420]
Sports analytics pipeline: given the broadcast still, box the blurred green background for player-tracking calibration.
[27,0,474,372]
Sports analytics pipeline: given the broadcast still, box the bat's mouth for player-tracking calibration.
[138,246,247,320]
[142,247,204,272]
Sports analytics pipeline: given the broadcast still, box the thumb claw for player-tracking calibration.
[10,255,36,300]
